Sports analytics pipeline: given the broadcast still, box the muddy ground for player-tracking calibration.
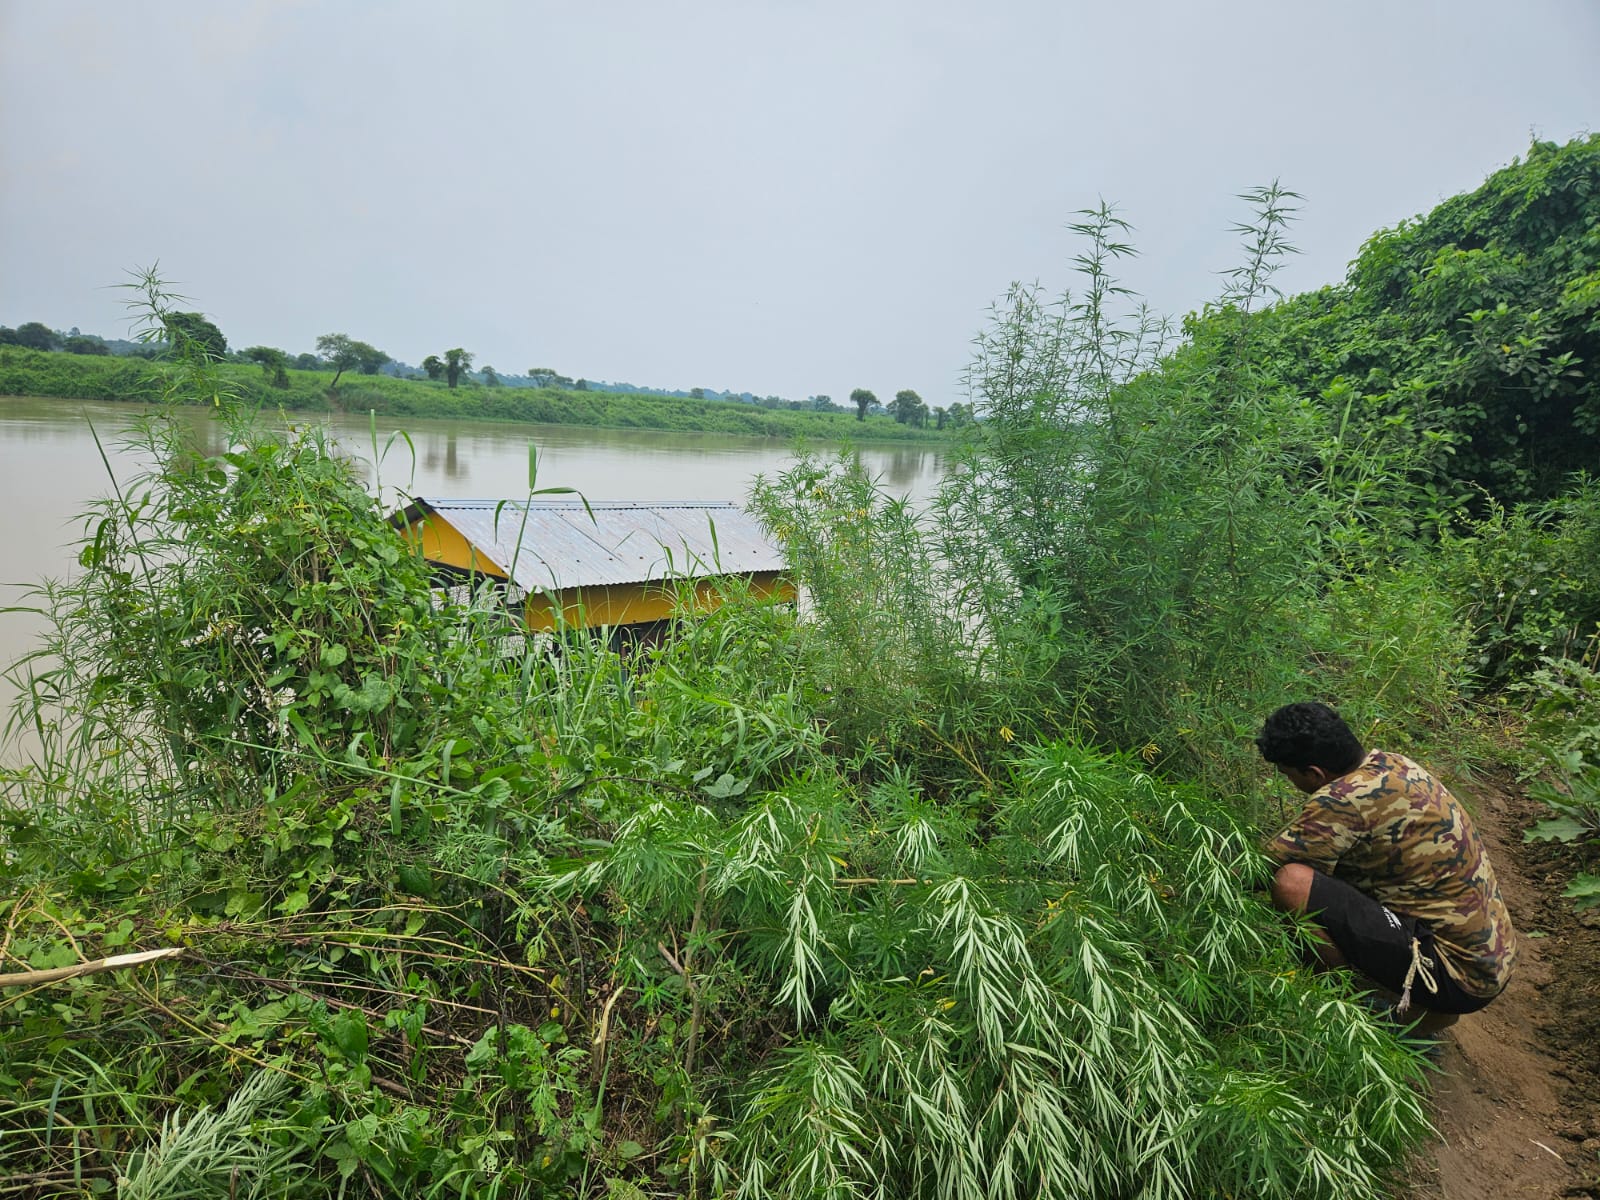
[1404,781,1600,1199]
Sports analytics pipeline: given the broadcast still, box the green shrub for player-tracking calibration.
[750,451,1050,785]
[1519,656,1600,909]
[921,195,1473,797]
[553,737,1431,1200]
[0,390,1438,1197]
[1441,477,1600,686]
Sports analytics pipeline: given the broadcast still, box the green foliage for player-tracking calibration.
[118,1071,308,1199]
[44,416,444,799]
[444,347,474,389]
[1518,657,1600,908]
[751,452,1058,785]
[64,333,112,356]
[0,385,1436,1197]
[1440,477,1600,686]
[162,311,228,361]
[556,738,1430,1200]
[0,344,161,401]
[925,194,1470,794]
[0,400,616,1193]
[316,332,388,389]
[244,345,291,388]
[889,389,926,426]
[7,320,61,350]
[25,151,1600,1193]
[1211,135,1600,505]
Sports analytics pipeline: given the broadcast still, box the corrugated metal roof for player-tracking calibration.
[403,498,787,592]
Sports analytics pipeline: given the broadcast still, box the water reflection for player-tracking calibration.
[878,445,928,491]
[420,432,469,482]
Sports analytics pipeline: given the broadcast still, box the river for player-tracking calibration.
[0,396,948,763]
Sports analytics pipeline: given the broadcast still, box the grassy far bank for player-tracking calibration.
[0,346,950,443]
[0,139,1598,1199]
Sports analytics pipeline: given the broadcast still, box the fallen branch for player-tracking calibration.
[0,946,181,988]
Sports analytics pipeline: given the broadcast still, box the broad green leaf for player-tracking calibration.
[332,1012,369,1062]
[702,772,749,799]
[1525,815,1588,843]
[397,864,435,898]
[1563,874,1600,909]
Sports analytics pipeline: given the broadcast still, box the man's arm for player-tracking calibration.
[1264,794,1364,875]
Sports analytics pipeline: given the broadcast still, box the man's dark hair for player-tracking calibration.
[1255,702,1365,774]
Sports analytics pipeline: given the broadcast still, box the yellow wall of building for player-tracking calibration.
[523,572,795,631]
[400,515,507,579]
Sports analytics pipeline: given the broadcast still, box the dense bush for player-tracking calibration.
[0,399,1433,1196]
[867,196,1476,797]
[1519,656,1600,910]
[14,141,1600,1193]
[1203,135,1600,506]
[1440,477,1600,686]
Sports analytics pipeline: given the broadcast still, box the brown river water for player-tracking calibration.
[0,396,947,765]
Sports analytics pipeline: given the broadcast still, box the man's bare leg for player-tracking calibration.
[1269,862,1347,968]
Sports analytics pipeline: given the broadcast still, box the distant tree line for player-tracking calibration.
[3,317,972,428]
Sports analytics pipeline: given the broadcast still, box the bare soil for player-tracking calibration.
[1404,780,1600,1199]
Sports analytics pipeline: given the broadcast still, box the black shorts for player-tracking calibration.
[1305,871,1495,1015]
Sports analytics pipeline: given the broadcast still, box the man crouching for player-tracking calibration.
[1258,702,1519,1035]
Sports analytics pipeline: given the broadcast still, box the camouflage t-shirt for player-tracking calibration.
[1266,749,1518,998]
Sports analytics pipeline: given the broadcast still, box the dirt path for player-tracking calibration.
[1405,782,1600,1199]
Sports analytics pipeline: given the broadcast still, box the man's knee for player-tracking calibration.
[1270,862,1316,913]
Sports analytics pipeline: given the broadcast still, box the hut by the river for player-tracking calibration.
[392,497,793,642]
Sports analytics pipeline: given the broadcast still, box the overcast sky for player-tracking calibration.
[2,1,1595,404]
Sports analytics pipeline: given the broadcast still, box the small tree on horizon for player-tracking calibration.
[891,389,924,425]
[7,322,61,351]
[315,334,388,388]
[317,333,360,390]
[850,387,876,421]
[63,334,111,356]
[444,348,473,389]
[163,312,226,361]
[244,345,291,388]
[355,343,390,375]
